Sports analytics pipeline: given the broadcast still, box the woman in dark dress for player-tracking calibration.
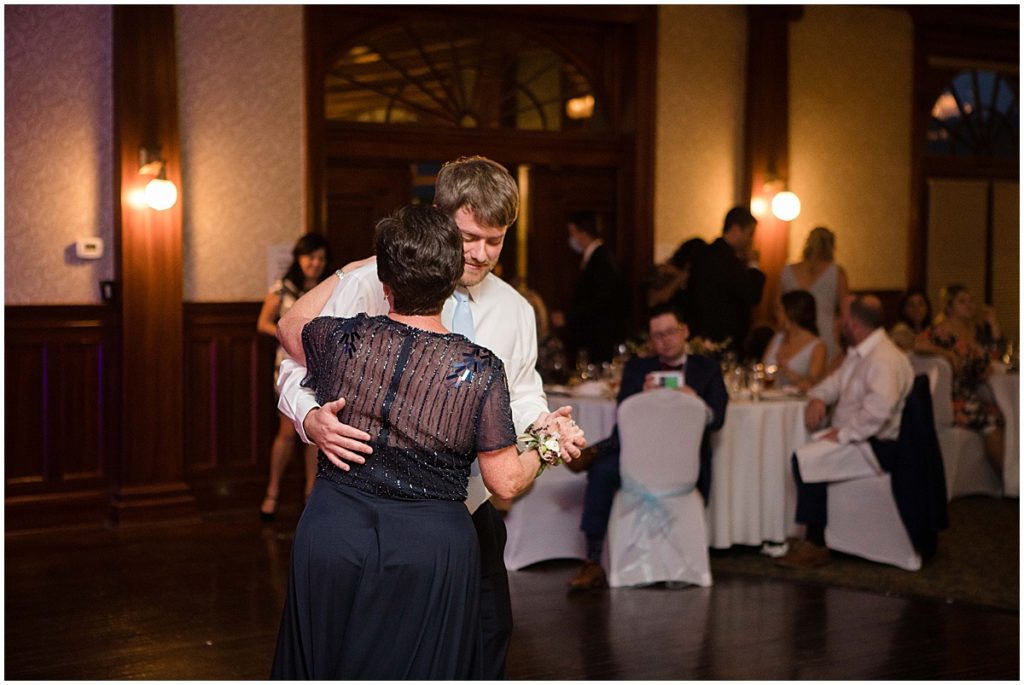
[271,206,559,679]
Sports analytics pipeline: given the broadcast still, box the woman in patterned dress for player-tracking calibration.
[915,284,1005,472]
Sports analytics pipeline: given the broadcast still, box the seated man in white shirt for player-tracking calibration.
[777,294,914,569]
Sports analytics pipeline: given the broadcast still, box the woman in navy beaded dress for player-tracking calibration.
[270,206,554,679]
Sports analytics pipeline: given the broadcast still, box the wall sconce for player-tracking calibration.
[565,94,595,120]
[771,191,801,221]
[753,168,801,222]
[139,146,178,211]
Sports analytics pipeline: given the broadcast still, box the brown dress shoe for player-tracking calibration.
[775,541,831,569]
[569,560,608,590]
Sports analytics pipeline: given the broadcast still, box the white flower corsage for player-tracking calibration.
[517,423,564,476]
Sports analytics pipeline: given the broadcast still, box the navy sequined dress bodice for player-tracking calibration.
[272,314,518,679]
[300,313,517,501]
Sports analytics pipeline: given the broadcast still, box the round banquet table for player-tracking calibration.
[706,396,809,549]
[502,393,617,571]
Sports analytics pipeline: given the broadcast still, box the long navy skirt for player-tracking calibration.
[271,478,483,679]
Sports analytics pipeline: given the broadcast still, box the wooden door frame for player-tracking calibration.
[908,7,1019,292]
[303,6,656,332]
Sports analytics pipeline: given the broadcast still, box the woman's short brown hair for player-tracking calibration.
[375,205,463,315]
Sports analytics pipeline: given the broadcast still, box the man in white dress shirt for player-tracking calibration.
[276,155,584,679]
[777,294,914,568]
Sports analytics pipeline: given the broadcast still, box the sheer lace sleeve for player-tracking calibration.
[300,316,337,390]
[475,358,517,453]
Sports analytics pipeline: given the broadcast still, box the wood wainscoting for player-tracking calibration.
[5,302,291,532]
[5,305,121,530]
[183,302,282,512]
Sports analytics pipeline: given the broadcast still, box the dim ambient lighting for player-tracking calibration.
[138,146,178,211]
[771,191,801,222]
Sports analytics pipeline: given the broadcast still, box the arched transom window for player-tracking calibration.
[325,21,603,132]
[928,69,1018,159]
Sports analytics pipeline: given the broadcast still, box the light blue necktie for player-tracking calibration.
[451,288,481,478]
[451,289,475,341]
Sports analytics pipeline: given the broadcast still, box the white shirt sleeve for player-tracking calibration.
[808,355,847,407]
[468,276,549,436]
[275,265,387,443]
[505,300,549,435]
[835,350,911,444]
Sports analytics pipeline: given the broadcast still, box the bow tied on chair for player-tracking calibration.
[618,475,694,558]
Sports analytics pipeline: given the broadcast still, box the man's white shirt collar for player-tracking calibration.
[852,327,886,359]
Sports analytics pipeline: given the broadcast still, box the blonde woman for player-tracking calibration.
[777,226,849,363]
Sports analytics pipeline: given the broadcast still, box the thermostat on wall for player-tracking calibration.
[75,237,104,260]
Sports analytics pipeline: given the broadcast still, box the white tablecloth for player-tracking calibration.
[988,371,1019,497]
[546,394,618,446]
[501,394,617,570]
[706,397,809,548]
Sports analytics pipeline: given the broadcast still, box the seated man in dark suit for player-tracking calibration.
[570,303,729,590]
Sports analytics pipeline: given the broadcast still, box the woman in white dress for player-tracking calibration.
[777,226,849,363]
[763,290,827,392]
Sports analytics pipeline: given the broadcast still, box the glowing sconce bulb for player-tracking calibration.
[138,145,179,211]
[771,191,801,221]
[144,176,178,211]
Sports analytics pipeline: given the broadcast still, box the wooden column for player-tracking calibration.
[743,6,803,326]
[111,6,197,524]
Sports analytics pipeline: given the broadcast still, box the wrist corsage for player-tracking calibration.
[517,423,564,476]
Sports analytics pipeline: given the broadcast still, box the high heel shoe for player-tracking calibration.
[260,495,278,523]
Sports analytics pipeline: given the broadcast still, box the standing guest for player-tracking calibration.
[687,207,765,355]
[914,284,1005,472]
[275,156,585,679]
[645,237,707,311]
[569,303,728,590]
[890,287,933,351]
[762,290,827,392]
[777,295,914,569]
[777,226,850,364]
[271,205,567,679]
[557,210,627,364]
[256,233,331,521]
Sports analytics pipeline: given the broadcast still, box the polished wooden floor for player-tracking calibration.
[5,508,1018,680]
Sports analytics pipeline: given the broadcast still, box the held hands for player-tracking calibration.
[302,397,373,471]
[534,406,586,461]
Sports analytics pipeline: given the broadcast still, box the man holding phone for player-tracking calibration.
[569,303,729,590]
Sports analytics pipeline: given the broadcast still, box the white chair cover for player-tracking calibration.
[502,396,618,571]
[909,353,1000,499]
[607,389,712,588]
[503,464,587,570]
[825,473,922,571]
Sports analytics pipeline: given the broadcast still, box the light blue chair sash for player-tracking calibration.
[616,475,695,583]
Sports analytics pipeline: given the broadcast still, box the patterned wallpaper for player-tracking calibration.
[5,5,113,305]
[177,5,305,302]
[789,6,912,290]
[654,5,747,264]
